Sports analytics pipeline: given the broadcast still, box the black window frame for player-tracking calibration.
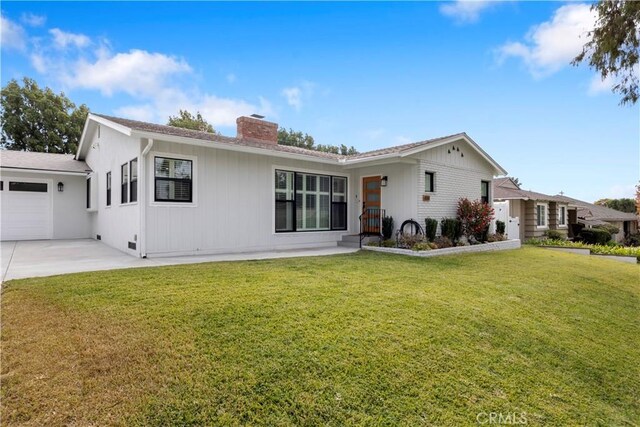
[86,177,91,209]
[425,171,435,192]
[154,156,193,203]
[275,169,348,233]
[9,181,48,193]
[481,180,490,204]
[130,158,138,203]
[106,171,111,206]
[121,162,129,204]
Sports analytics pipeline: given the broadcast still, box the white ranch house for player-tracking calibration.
[0,114,507,256]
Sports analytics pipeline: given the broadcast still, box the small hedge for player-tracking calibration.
[425,218,438,241]
[578,228,611,245]
[382,216,394,240]
[440,218,461,242]
[496,220,505,235]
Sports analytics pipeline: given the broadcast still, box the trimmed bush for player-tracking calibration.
[434,236,453,249]
[382,216,394,240]
[496,220,506,235]
[578,228,611,245]
[440,218,461,242]
[412,242,432,251]
[545,230,565,240]
[425,218,438,241]
[594,224,620,235]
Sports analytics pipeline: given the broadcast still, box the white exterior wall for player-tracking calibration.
[83,125,141,255]
[144,140,351,256]
[414,140,495,234]
[349,162,419,232]
[0,170,91,239]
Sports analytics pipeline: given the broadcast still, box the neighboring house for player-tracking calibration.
[493,177,573,241]
[0,114,506,257]
[554,195,638,243]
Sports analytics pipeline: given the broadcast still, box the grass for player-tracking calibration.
[1,247,639,426]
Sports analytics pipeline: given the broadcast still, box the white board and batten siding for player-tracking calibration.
[83,124,141,254]
[144,139,352,257]
[0,171,91,241]
[413,140,495,234]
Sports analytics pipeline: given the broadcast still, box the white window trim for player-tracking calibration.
[536,202,548,229]
[120,158,139,206]
[558,205,568,228]
[148,151,198,207]
[271,164,350,235]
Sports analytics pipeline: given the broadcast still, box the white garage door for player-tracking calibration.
[1,178,53,241]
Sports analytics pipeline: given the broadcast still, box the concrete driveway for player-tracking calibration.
[1,239,358,282]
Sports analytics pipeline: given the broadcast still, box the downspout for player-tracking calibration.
[139,138,154,258]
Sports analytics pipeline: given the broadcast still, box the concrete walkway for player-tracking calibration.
[1,239,358,282]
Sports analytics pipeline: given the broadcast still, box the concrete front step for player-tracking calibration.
[337,241,361,248]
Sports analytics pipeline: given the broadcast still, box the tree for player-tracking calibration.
[277,127,358,155]
[1,77,89,154]
[572,1,640,105]
[636,184,640,215]
[594,197,637,213]
[167,110,217,133]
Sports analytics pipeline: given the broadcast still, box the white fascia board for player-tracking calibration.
[131,130,342,165]
[76,114,133,160]
[0,166,90,176]
[340,152,401,166]
[399,134,508,176]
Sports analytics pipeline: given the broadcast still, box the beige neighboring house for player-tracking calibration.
[492,177,574,241]
[554,195,638,243]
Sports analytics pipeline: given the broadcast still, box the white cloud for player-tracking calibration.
[281,80,316,111]
[282,86,302,110]
[607,184,637,199]
[226,73,237,83]
[588,74,615,96]
[63,49,192,97]
[1,15,27,51]
[21,13,46,27]
[49,28,91,49]
[440,1,495,24]
[496,3,596,77]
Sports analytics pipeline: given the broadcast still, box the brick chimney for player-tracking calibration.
[236,116,278,145]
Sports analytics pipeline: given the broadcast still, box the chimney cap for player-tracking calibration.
[250,113,265,119]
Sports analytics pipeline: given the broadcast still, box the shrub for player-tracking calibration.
[382,216,394,240]
[594,224,620,235]
[624,233,640,247]
[578,228,612,245]
[456,198,495,241]
[433,236,453,249]
[440,218,461,242]
[545,230,565,240]
[424,218,438,241]
[412,242,433,251]
[486,233,506,242]
[397,233,424,249]
[496,220,506,235]
[381,239,396,248]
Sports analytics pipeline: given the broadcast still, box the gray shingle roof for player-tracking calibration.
[554,195,638,222]
[348,133,466,160]
[94,114,344,160]
[493,185,566,203]
[0,150,90,173]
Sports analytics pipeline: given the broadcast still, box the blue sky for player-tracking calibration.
[1,1,638,202]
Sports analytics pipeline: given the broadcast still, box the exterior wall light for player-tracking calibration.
[381,176,388,187]
[58,182,64,192]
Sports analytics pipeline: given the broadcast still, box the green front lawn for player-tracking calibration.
[1,248,638,426]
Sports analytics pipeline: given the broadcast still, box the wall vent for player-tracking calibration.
[128,241,137,250]
[96,234,101,240]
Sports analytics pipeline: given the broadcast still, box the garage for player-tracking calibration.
[1,178,53,241]
[0,150,92,241]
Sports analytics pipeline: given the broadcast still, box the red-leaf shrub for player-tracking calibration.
[456,198,495,241]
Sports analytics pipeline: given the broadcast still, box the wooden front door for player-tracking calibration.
[362,176,381,234]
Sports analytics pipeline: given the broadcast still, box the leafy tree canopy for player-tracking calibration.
[277,127,358,155]
[573,0,640,105]
[594,197,637,213]
[1,77,89,154]
[167,110,217,134]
